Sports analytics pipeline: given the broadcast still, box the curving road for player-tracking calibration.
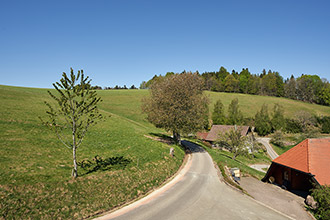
[257,138,279,160]
[97,141,290,220]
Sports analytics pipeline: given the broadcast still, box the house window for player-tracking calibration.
[284,171,289,181]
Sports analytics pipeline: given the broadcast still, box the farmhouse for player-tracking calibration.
[262,138,330,191]
[196,132,209,141]
[204,125,251,143]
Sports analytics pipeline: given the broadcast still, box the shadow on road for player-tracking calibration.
[181,140,205,153]
[288,189,309,199]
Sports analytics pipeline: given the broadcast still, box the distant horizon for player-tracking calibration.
[1,66,329,89]
[1,1,330,88]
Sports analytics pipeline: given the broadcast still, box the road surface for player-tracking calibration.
[257,138,279,160]
[96,141,291,220]
[249,164,270,173]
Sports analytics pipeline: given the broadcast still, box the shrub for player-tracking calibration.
[212,99,226,125]
[311,185,330,220]
[295,110,318,133]
[271,103,285,131]
[318,116,330,134]
[271,130,284,147]
[255,104,272,136]
[284,118,302,133]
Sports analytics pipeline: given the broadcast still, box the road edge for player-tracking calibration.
[210,153,296,220]
[93,152,193,220]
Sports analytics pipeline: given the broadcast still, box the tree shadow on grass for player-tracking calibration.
[148,133,175,145]
[148,132,188,152]
[78,155,131,176]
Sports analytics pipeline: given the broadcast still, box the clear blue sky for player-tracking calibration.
[1,0,330,88]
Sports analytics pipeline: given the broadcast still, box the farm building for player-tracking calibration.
[262,138,330,191]
[196,132,209,141]
[204,125,251,143]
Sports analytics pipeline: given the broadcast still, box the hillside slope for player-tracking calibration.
[0,85,184,219]
[206,91,330,118]
[1,85,329,218]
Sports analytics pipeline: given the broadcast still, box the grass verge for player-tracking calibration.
[271,143,295,155]
[188,139,269,181]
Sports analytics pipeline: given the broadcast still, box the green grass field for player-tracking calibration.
[0,85,184,219]
[1,85,330,219]
[206,91,330,118]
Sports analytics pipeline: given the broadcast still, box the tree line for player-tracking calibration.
[141,67,330,106]
[212,98,330,137]
[92,85,138,90]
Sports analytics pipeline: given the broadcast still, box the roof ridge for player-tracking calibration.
[306,139,310,173]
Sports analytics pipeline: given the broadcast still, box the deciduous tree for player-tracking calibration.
[142,73,209,144]
[224,74,239,92]
[239,68,251,94]
[216,66,229,82]
[296,74,322,103]
[261,71,277,96]
[319,83,330,106]
[41,68,104,178]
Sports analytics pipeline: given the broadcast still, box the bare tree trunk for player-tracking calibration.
[72,146,78,178]
[72,120,78,178]
[173,131,181,145]
[232,147,237,160]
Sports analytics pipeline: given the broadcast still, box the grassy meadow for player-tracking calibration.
[206,91,330,118]
[0,85,184,219]
[1,85,330,219]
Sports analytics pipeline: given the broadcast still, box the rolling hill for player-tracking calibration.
[1,85,329,219]
[0,85,184,219]
[206,91,330,118]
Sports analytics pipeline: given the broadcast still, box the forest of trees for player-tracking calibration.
[141,67,330,106]
[92,85,138,90]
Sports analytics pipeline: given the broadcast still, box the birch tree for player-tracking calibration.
[41,68,104,178]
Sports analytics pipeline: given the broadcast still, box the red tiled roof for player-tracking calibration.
[196,132,209,140]
[205,125,250,142]
[273,138,330,185]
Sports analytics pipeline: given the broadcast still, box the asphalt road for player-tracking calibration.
[257,137,279,160]
[97,141,290,220]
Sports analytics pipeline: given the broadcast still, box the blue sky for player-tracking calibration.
[1,0,330,88]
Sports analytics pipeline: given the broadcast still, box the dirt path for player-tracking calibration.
[249,164,270,173]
